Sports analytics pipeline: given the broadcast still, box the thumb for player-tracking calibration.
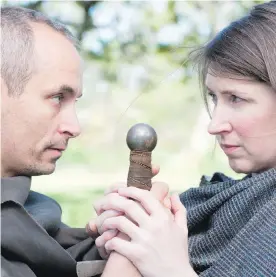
[150,181,169,202]
[151,164,160,177]
[86,220,99,239]
[171,193,187,229]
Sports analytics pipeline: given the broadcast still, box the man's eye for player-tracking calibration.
[51,94,64,104]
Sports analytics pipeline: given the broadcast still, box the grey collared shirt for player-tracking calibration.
[1,176,105,277]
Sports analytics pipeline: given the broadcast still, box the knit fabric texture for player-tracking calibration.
[180,168,276,277]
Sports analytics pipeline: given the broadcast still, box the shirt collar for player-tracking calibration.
[1,176,31,205]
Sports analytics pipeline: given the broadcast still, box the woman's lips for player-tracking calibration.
[221,144,240,155]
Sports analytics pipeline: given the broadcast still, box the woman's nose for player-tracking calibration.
[208,108,232,135]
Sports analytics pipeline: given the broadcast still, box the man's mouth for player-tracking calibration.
[46,148,64,159]
[50,147,66,151]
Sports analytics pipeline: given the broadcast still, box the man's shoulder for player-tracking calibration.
[24,190,63,233]
[26,190,61,211]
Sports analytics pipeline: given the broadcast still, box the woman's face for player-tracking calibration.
[205,73,276,174]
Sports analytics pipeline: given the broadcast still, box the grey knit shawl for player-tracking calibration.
[180,168,276,277]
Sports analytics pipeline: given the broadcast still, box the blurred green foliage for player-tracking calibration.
[4,0,265,227]
[48,189,104,227]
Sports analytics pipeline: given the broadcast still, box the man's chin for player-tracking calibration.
[25,162,57,176]
[40,163,57,175]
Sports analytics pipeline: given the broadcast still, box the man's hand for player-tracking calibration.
[87,182,171,259]
[86,165,172,259]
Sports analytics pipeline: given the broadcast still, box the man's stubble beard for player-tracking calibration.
[22,149,59,176]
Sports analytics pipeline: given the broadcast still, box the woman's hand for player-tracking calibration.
[97,187,196,277]
[86,164,167,259]
[88,180,171,259]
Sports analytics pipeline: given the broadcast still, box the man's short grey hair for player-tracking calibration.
[1,6,80,95]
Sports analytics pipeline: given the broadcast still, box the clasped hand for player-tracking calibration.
[87,181,196,277]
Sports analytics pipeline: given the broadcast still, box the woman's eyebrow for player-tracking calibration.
[220,89,249,96]
[206,85,249,96]
[206,86,215,93]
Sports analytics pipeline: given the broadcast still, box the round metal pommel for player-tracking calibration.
[126,123,157,152]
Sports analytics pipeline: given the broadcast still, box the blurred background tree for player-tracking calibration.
[2,0,266,226]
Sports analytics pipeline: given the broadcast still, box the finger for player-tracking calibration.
[102,229,118,242]
[96,243,109,260]
[151,181,171,210]
[163,195,172,210]
[96,194,150,226]
[171,193,187,229]
[151,164,160,177]
[105,237,137,262]
[86,221,99,239]
[94,209,124,235]
[122,201,150,227]
[118,187,165,216]
[93,193,127,215]
[150,181,169,202]
[104,182,127,195]
[87,210,122,237]
[101,216,140,240]
[95,229,118,259]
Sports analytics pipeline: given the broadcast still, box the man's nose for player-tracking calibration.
[59,112,81,138]
[208,107,232,135]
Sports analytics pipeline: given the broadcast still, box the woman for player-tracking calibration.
[89,2,276,277]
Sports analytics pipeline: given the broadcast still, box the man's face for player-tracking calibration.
[1,23,83,177]
[205,73,276,174]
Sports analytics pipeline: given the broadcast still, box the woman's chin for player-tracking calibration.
[228,159,255,174]
[229,159,271,175]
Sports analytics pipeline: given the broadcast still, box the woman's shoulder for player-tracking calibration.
[199,172,234,186]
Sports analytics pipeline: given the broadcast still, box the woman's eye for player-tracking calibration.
[230,95,243,103]
[207,92,217,104]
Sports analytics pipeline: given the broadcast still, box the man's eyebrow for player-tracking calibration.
[58,85,82,98]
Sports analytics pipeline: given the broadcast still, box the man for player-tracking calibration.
[1,6,106,277]
[1,6,176,277]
